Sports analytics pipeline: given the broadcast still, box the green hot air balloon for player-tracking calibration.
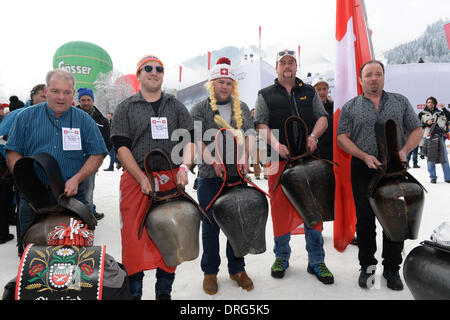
[52,41,113,91]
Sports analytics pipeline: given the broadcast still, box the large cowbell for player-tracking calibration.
[13,153,97,246]
[278,116,335,228]
[212,184,269,257]
[403,242,450,300]
[210,128,269,258]
[140,149,205,268]
[145,199,201,267]
[368,119,425,242]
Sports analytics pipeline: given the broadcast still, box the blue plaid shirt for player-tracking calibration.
[5,102,107,183]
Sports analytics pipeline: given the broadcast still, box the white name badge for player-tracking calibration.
[62,127,82,151]
[151,117,169,139]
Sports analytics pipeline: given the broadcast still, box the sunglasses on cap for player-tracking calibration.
[278,50,295,57]
[141,65,164,73]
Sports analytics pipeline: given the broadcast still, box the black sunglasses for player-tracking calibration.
[141,65,164,73]
[278,50,295,57]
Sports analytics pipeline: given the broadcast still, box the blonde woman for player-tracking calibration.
[190,57,256,295]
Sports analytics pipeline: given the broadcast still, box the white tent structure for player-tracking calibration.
[384,63,450,113]
[176,59,277,111]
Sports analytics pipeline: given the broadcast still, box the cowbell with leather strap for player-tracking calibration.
[138,149,208,268]
[368,118,425,242]
[13,153,97,246]
[208,128,270,258]
[276,116,337,228]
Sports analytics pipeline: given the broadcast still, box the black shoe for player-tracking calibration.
[156,293,171,300]
[431,179,437,184]
[0,234,14,244]
[445,180,450,183]
[413,164,420,168]
[350,236,358,246]
[103,167,114,171]
[358,267,376,289]
[94,212,105,220]
[383,269,404,291]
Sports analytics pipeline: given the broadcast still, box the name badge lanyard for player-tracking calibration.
[46,106,73,130]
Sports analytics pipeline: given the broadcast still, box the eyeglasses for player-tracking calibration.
[278,50,295,57]
[141,65,164,73]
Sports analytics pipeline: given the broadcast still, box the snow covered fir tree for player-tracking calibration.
[385,19,450,64]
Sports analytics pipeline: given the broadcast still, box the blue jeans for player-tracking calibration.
[108,148,121,169]
[427,137,450,181]
[407,146,419,165]
[196,177,245,275]
[128,269,175,299]
[18,179,89,237]
[82,173,97,215]
[274,226,325,265]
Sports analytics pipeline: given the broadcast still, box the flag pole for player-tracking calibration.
[360,0,375,58]
[259,25,262,59]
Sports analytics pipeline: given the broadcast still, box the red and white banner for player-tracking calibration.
[179,65,182,83]
[333,0,373,252]
[208,51,211,71]
[444,23,450,50]
[259,25,262,51]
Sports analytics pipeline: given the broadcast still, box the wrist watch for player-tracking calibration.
[309,134,319,144]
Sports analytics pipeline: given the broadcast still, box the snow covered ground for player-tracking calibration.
[1,150,448,301]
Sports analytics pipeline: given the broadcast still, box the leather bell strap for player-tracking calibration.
[205,128,270,212]
[272,116,339,192]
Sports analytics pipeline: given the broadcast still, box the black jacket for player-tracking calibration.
[317,99,334,161]
[259,78,320,157]
[77,105,112,151]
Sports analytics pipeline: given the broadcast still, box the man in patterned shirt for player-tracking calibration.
[337,60,423,291]
[110,55,194,300]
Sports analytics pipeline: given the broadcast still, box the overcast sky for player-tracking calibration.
[0,0,449,101]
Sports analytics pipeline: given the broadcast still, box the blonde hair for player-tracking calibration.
[207,80,244,144]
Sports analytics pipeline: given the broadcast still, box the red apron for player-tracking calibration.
[119,169,179,275]
[267,161,322,237]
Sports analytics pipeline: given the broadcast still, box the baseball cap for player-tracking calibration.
[312,77,329,87]
[276,49,297,64]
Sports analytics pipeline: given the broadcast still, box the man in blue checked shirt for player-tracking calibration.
[5,69,108,237]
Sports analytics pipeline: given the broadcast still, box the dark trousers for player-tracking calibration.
[351,158,404,271]
[196,176,245,275]
[128,268,175,299]
[0,181,14,239]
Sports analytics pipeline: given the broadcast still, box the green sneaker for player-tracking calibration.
[307,263,334,284]
[271,258,289,279]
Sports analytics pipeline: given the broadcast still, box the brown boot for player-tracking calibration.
[203,274,218,295]
[229,271,254,291]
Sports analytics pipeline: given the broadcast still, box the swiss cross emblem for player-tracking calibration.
[75,130,79,135]
[152,120,157,124]
[220,68,228,75]
[49,264,73,288]
[162,120,166,124]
